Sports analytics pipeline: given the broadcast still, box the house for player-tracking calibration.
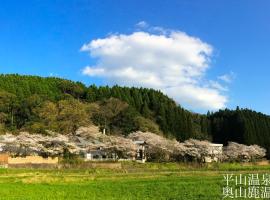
[84,147,117,161]
[134,140,147,163]
[84,141,147,163]
[204,143,223,163]
[85,150,107,161]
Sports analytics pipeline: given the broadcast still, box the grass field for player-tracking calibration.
[0,162,269,200]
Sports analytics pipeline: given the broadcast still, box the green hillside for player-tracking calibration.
[1,74,270,157]
[0,74,209,140]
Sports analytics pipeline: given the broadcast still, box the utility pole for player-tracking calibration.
[103,118,106,135]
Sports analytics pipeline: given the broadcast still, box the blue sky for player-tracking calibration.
[0,0,270,114]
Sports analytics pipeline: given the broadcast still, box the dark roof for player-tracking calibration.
[87,150,106,156]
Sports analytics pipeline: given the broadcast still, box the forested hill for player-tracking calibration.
[209,108,270,156]
[0,74,209,140]
[1,74,270,156]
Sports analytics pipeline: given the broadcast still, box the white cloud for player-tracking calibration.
[81,25,229,111]
[208,80,228,92]
[82,67,105,76]
[218,71,236,83]
[135,21,149,28]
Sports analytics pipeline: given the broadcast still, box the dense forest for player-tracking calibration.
[1,74,270,156]
[209,108,270,157]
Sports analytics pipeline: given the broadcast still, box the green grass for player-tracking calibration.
[0,162,269,199]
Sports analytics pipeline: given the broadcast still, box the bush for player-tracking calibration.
[223,142,266,162]
[134,116,161,134]
[61,148,84,165]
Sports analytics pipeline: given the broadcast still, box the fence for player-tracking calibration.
[0,154,58,168]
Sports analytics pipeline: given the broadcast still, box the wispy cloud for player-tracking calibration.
[218,71,236,83]
[135,21,149,29]
[208,80,228,92]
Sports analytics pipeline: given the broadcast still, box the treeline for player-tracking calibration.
[1,74,270,157]
[0,74,209,140]
[209,108,270,157]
